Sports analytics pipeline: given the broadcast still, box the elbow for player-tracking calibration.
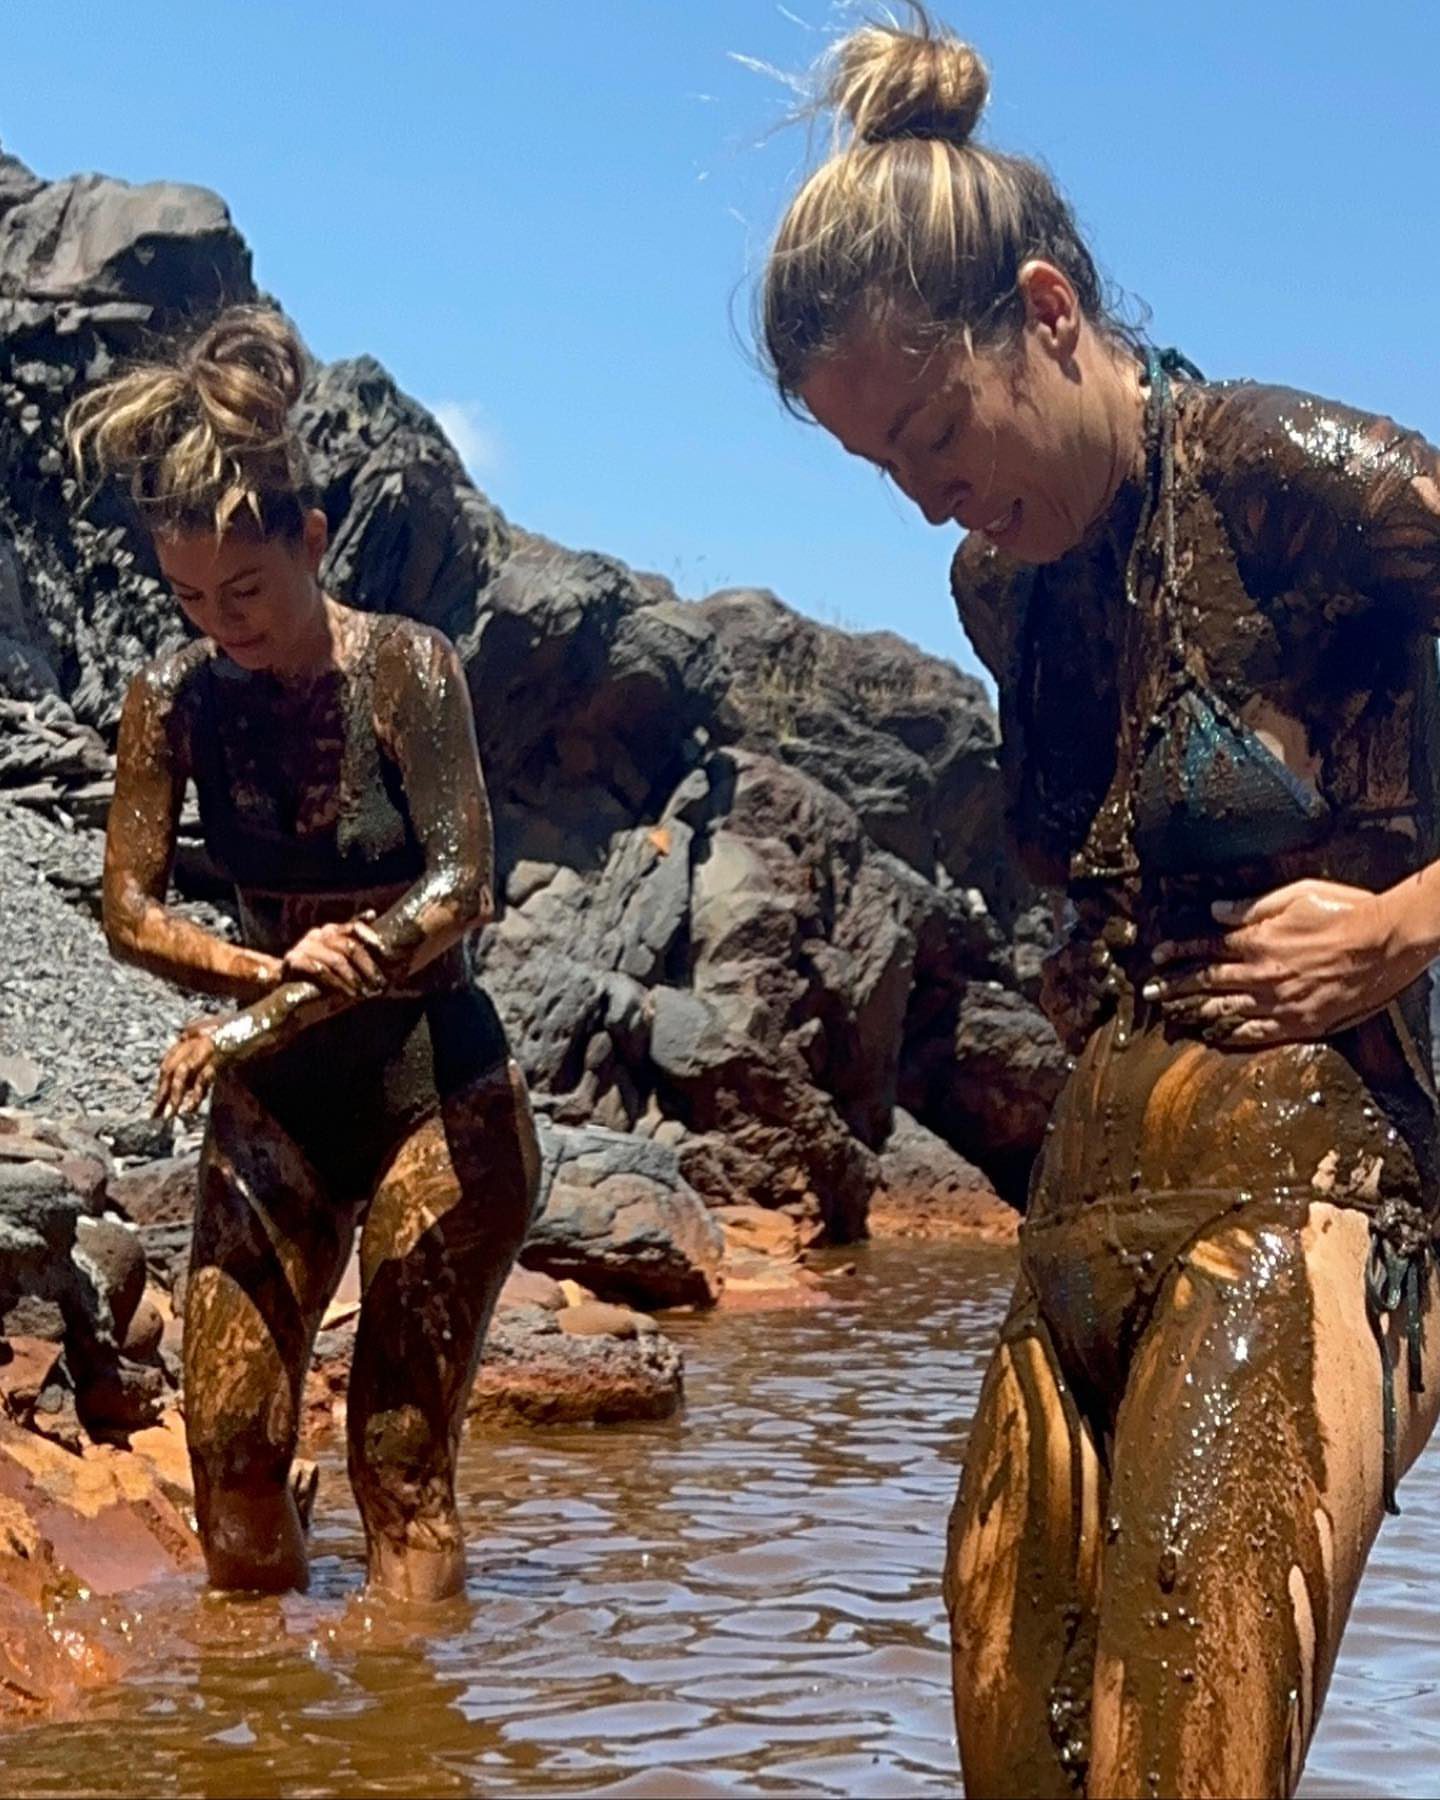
[454,867,494,934]
[430,864,492,941]
[102,887,151,970]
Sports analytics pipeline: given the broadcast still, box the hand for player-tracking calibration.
[281,913,390,998]
[154,1015,228,1119]
[1144,879,1404,1047]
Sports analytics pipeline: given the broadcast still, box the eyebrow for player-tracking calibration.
[219,566,261,589]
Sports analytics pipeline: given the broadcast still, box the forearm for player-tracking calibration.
[107,895,282,1001]
[369,860,490,982]
[1380,861,1440,986]
[210,976,350,1065]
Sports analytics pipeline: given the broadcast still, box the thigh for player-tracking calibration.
[352,1059,540,1448]
[184,1072,355,1470]
[1091,1201,1440,1799]
[946,1272,1106,1800]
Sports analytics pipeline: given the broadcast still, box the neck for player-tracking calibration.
[1085,342,1147,531]
[265,588,336,681]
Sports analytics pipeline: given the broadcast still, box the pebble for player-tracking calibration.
[0,800,226,1119]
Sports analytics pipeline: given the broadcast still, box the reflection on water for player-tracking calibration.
[2,1242,1438,1797]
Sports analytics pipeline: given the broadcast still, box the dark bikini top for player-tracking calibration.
[1072,349,1332,886]
[190,620,425,896]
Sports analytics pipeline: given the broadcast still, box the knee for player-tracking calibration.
[186,1375,297,1501]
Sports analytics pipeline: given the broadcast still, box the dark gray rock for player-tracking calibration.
[0,143,1069,1254]
[470,1303,684,1427]
[521,1119,724,1310]
[74,1212,146,1339]
[295,356,509,641]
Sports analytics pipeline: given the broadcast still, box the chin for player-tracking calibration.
[217,641,270,670]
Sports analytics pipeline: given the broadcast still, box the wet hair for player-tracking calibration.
[65,305,315,538]
[761,6,1127,411]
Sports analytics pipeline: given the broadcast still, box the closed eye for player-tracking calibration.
[928,421,957,454]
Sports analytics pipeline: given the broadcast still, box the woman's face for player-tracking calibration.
[799,290,1133,566]
[154,508,328,673]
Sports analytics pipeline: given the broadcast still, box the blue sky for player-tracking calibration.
[3,2,1438,678]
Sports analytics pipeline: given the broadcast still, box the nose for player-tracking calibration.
[891,460,961,529]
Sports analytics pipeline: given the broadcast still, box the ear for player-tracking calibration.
[302,506,329,574]
[1017,259,1082,362]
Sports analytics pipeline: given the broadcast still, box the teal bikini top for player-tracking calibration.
[1076,349,1332,885]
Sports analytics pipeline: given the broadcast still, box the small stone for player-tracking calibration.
[122,1293,165,1363]
[557,1300,645,1339]
[0,1296,65,1342]
[0,1056,42,1105]
[496,1266,564,1312]
[74,1214,147,1337]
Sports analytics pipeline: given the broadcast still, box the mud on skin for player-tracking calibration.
[107,605,541,1600]
[948,377,1440,1797]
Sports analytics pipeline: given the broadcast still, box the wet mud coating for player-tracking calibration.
[106,607,541,1596]
[949,373,1440,1797]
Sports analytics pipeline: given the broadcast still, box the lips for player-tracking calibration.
[978,501,1021,545]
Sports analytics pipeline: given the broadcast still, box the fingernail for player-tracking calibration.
[1142,981,1162,1002]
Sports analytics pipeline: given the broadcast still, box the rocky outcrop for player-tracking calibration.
[0,138,1065,1249]
[523,1120,725,1309]
[0,1411,199,1724]
[303,1274,685,1437]
[0,1113,169,1441]
[871,1108,1020,1244]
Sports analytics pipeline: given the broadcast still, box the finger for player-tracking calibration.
[177,1059,215,1117]
[1211,885,1305,928]
[152,1063,177,1120]
[1189,994,1261,1024]
[351,919,387,953]
[1146,962,1271,1001]
[154,1045,196,1120]
[1151,936,1228,967]
[289,946,361,994]
[340,937,387,991]
[1217,1018,1287,1047]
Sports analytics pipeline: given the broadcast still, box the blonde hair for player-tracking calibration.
[762,7,1120,408]
[65,305,315,537]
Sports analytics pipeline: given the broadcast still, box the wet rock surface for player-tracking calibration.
[870,1107,1020,1245]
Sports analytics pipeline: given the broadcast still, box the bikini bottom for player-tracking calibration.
[1020,1186,1435,1513]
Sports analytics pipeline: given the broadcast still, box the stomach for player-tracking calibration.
[1031,1007,1428,1220]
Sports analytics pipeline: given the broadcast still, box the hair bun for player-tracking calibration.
[186,305,306,441]
[828,16,989,148]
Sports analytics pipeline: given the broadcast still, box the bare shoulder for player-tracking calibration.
[949,533,1032,685]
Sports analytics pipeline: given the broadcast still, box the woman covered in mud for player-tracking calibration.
[66,307,540,1602]
[762,12,1440,1799]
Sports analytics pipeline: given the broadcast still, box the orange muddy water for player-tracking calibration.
[0,1242,1436,1797]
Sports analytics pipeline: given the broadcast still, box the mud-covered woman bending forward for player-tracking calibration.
[67,307,540,1602]
[761,14,1440,1798]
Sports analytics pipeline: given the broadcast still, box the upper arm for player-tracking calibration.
[376,623,491,890]
[103,667,188,935]
[1206,383,1440,631]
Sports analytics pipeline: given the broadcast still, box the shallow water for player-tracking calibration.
[3,1242,1438,1797]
